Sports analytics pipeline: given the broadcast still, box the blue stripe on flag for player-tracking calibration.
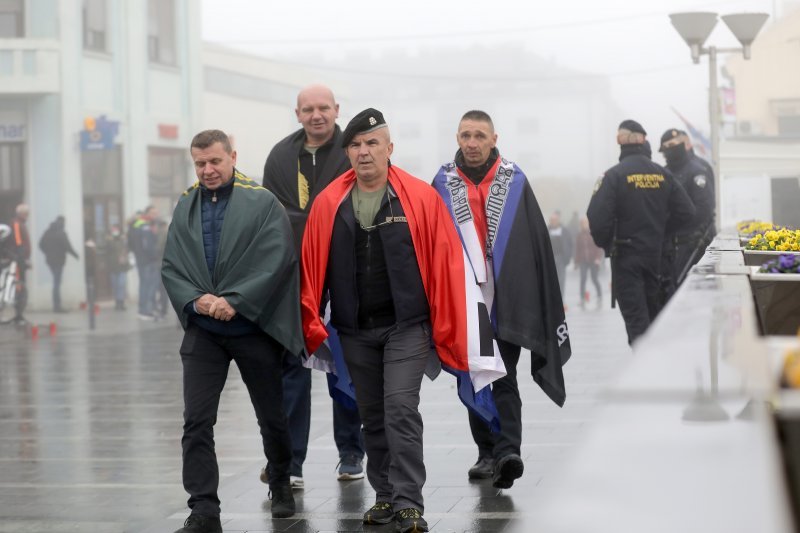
[442,365,500,433]
[325,323,358,411]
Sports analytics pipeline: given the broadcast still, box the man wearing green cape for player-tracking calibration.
[162,130,302,533]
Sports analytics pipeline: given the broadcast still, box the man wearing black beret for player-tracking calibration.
[300,108,505,533]
[658,128,716,301]
[587,120,695,344]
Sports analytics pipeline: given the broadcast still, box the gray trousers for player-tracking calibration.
[340,321,430,512]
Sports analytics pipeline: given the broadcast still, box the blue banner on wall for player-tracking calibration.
[80,115,119,151]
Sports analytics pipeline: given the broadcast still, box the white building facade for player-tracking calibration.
[0,0,201,309]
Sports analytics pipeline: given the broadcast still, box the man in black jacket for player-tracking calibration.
[587,120,695,344]
[659,128,716,296]
[261,84,364,489]
[39,215,79,312]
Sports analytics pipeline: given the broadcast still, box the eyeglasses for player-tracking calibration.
[355,187,398,231]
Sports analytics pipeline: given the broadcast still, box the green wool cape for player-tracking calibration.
[161,170,303,356]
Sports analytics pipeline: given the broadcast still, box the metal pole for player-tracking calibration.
[708,46,722,231]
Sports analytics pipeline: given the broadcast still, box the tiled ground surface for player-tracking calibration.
[0,269,630,532]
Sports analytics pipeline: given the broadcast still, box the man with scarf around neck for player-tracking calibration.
[300,108,507,533]
[587,120,695,345]
[658,128,716,303]
[162,130,302,532]
[261,84,364,490]
[432,110,571,489]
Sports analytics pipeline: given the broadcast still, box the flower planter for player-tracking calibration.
[750,267,800,335]
[743,249,800,267]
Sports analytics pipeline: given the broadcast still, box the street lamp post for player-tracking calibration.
[669,12,769,231]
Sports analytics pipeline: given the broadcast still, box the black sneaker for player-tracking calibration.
[363,501,394,525]
[492,453,524,489]
[467,456,494,479]
[395,508,428,532]
[173,514,222,533]
[269,484,295,518]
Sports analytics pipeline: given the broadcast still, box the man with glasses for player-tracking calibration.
[300,108,504,533]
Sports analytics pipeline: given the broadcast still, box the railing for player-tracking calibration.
[0,39,60,94]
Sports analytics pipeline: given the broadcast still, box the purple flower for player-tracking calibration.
[759,253,800,273]
[779,254,796,270]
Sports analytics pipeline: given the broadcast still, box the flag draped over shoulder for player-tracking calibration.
[433,159,571,407]
[300,166,506,425]
[161,171,304,356]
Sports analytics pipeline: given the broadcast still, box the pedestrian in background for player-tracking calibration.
[659,128,716,302]
[106,225,130,311]
[129,205,160,319]
[10,204,31,324]
[587,120,695,344]
[574,216,603,309]
[39,215,79,312]
[548,211,573,300]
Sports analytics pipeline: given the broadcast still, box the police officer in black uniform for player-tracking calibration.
[587,120,695,345]
[659,128,716,299]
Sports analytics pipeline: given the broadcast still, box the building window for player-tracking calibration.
[147,0,176,66]
[83,0,107,52]
[148,147,189,214]
[0,0,24,38]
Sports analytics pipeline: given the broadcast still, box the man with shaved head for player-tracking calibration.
[261,84,364,489]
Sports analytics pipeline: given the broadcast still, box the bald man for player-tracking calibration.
[261,84,364,489]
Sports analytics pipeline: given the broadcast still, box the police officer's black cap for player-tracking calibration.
[618,119,646,136]
[659,128,685,151]
[341,108,388,147]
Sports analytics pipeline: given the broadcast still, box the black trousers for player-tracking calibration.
[180,323,292,517]
[613,253,662,345]
[340,322,430,513]
[468,339,522,461]
[578,262,602,302]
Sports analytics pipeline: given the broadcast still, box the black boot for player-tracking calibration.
[270,484,295,518]
[173,514,221,533]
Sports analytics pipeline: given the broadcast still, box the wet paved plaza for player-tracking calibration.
[0,270,630,532]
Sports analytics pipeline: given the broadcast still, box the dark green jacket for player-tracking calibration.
[161,170,303,355]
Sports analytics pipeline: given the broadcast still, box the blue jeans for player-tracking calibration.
[49,263,63,310]
[110,271,127,304]
[137,262,159,315]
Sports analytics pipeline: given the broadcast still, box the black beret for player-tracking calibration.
[341,108,388,148]
[618,119,646,136]
[659,128,683,151]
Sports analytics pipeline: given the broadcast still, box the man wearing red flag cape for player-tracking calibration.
[300,108,505,533]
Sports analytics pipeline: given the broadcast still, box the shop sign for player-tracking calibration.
[80,115,119,151]
[0,123,26,142]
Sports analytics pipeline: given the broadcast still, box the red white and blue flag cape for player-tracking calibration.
[300,166,507,427]
[432,156,571,407]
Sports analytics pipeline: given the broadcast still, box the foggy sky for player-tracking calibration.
[201,0,779,153]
